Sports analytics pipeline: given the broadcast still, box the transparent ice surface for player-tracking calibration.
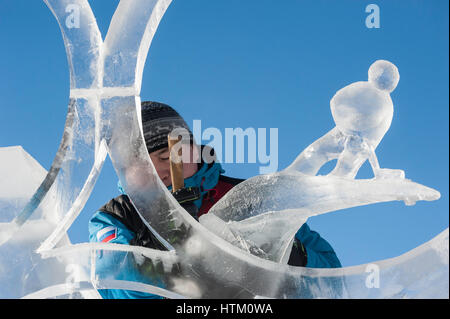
[204,60,439,263]
[0,146,92,298]
[0,1,447,299]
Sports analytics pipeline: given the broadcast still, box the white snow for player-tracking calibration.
[0,146,47,201]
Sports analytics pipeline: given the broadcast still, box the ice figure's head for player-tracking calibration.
[368,60,400,93]
[330,60,399,141]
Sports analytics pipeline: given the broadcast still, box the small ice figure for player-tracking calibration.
[289,60,405,180]
[330,59,404,179]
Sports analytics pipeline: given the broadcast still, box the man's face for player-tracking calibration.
[149,144,199,187]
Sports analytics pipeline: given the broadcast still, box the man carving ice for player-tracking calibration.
[88,101,341,299]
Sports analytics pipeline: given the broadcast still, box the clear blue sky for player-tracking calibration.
[0,0,448,267]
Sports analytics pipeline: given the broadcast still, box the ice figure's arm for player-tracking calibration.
[365,141,405,179]
[295,224,342,268]
[329,135,405,179]
[89,212,165,299]
[328,134,369,179]
[285,127,345,175]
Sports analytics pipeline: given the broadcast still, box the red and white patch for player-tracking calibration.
[97,226,117,243]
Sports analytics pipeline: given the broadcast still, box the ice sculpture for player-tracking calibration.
[0,0,447,299]
[202,59,440,264]
[0,146,97,298]
[288,59,404,180]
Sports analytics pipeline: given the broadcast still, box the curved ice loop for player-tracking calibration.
[0,0,106,299]
[25,228,449,299]
[0,0,104,247]
[0,0,175,298]
[36,0,175,254]
[37,0,174,253]
[27,243,184,299]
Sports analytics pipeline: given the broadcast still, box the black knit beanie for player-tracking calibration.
[141,101,193,154]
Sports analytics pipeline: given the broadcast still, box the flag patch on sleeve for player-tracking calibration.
[97,226,117,243]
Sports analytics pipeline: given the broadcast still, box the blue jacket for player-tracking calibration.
[89,163,341,299]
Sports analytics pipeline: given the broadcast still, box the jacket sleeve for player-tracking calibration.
[88,211,165,299]
[295,223,342,268]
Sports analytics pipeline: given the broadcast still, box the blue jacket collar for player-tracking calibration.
[168,161,224,208]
